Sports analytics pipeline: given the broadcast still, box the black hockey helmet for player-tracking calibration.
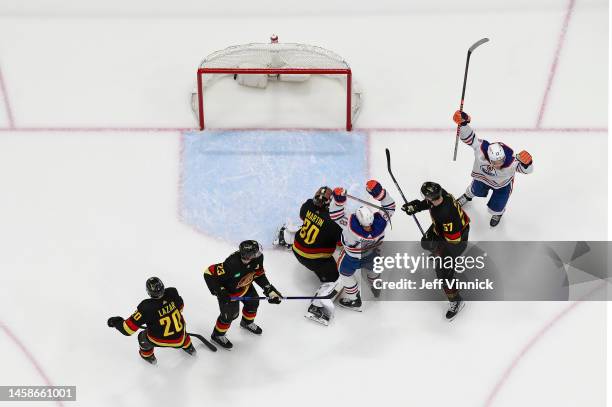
[146,277,165,299]
[239,240,262,261]
[421,181,442,201]
[313,186,332,208]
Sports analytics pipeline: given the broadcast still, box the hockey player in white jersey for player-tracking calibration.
[454,111,534,226]
[330,180,395,311]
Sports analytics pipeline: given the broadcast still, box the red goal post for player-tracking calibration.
[192,37,361,131]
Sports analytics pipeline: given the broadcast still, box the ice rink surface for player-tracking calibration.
[0,0,608,406]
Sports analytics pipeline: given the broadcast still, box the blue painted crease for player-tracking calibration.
[180,130,368,247]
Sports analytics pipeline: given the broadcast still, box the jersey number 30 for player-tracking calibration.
[159,309,183,337]
[299,219,320,245]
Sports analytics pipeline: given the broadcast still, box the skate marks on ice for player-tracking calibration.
[179,130,367,245]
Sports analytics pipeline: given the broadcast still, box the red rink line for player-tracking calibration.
[0,65,15,129]
[483,283,605,407]
[0,322,64,407]
[536,0,576,128]
[0,126,606,133]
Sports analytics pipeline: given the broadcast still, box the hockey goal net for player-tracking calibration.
[192,36,362,131]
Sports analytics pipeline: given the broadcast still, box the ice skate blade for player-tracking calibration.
[446,301,466,322]
[304,313,330,326]
[338,303,363,312]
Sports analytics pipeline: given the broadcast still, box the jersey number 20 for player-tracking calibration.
[159,309,183,337]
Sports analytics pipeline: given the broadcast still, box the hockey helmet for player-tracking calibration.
[313,186,332,208]
[239,240,262,261]
[146,277,165,299]
[356,206,374,228]
[487,143,506,166]
[421,181,442,201]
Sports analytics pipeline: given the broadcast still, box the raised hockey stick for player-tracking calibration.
[187,332,218,352]
[453,37,489,161]
[232,293,336,301]
[385,148,425,236]
[346,193,392,229]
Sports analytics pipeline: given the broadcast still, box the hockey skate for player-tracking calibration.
[182,343,197,356]
[490,214,502,227]
[272,226,291,249]
[446,298,465,321]
[240,319,263,335]
[456,194,472,207]
[140,354,157,365]
[211,334,233,350]
[338,293,362,312]
[304,304,331,326]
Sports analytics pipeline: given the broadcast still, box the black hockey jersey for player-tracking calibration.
[417,189,470,243]
[115,287,188,347]
[204,251,270,297]
[292,199,342,259]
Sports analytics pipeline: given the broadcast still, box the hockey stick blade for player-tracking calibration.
[468,38,489,54]
[187,332,218,352]
[385,148,425,236]
[346,193,392,229]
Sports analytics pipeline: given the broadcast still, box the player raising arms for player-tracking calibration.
[331,180,395,311]
[402,182,470,320]
[454,110,534,226]
[107,277,196,365]
[204,240,282,350]
[274,187,343,325]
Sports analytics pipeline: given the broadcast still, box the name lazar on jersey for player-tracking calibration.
[157,301,177,318]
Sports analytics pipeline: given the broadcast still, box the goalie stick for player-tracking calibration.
[453,37,489,161]
[385,148,425,236]
[346,193,392,228]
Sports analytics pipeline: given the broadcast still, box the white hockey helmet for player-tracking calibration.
[356,206,374,228]
[487,143,506,164]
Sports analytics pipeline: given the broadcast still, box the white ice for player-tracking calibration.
[0,1,608,406]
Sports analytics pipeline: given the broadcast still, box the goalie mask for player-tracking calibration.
[313,186,332,208]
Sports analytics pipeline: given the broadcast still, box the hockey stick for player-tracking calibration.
[187,332,217,352]
[385,148,425,236]
[453,37,489,161]
[232,293,336,301]
[140,325,217,352]
[346,193,392,229]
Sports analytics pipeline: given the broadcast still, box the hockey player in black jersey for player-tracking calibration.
[203,240,282,350]
[293,187,343,325]
[107,277,196,365]
[402,182,470,320]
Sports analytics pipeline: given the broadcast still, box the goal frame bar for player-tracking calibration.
[196,67,353,131]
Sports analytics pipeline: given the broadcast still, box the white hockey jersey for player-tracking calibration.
[329,191,395,260]
[459,124,533,189]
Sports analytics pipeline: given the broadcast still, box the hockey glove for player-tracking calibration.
[453,110,471,126]
[216,288,231,304]
[402,200,423,216]
[366,180,385,200]
[107,316,123,328]
[517,150,532,166]
[263,284,282,304]
[332,187,347,204]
